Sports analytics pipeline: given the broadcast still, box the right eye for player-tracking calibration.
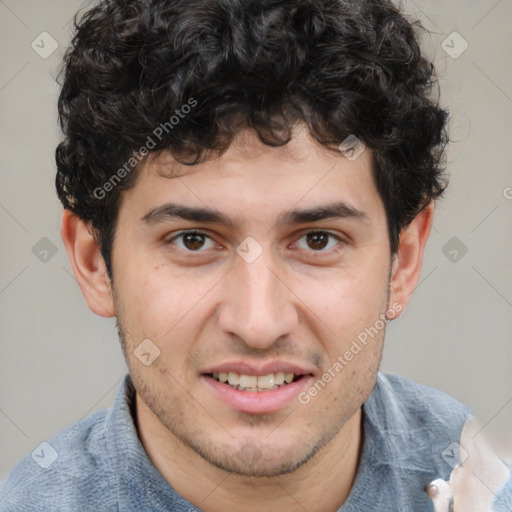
[166,230,217,252]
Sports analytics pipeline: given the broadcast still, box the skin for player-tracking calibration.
[62,126,434,511]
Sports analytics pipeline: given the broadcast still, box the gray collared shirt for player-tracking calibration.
[2,372,511,511]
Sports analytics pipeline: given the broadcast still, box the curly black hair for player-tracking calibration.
[56,0,449,280]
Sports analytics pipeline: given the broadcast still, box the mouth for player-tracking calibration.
[204,371,306,392]
[200,366,314,414]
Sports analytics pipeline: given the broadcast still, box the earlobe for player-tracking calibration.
[60,210,115,318]
[388,201,435,318]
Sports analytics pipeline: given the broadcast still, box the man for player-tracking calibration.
[1,0,511,510]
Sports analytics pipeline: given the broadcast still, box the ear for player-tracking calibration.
[388,201,434,319]
[60,210,115,317]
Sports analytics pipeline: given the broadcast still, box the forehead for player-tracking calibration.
[118,128,382,227]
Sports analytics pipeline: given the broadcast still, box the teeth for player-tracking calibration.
[274,372,285,385]
[257,374,274,389]
[212,371,299,391]
[239,375,258,388]
[228,372,240,386]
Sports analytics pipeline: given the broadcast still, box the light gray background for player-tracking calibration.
[1,0,511,481]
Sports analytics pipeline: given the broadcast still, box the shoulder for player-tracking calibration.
[1,408,117,511]
[362,372,474,479]
[370,372,473,431]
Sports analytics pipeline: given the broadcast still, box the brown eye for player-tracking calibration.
[168,231,215,252]
[294,231,342,252]
[306,232,329,250]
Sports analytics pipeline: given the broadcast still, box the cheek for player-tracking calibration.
[290,263,389,377]
[299,263,389,329]
[116,263,220,361]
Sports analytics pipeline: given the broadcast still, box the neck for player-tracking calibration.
[135,396,363,512]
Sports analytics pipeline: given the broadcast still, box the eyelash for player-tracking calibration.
[166,229,344,255]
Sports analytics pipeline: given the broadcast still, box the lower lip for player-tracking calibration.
[202,375,313,414]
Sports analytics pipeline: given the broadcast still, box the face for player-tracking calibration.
[110,127,395,477]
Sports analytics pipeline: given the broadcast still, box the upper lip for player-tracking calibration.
[201,361,315,377]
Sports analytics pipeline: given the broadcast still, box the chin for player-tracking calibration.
[184,432,331,478]
[200,447,314,478]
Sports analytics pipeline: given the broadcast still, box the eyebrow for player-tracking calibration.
[140,201,368,228]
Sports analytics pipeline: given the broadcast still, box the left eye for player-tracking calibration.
[293,231,342,252]
[167,230,341,253]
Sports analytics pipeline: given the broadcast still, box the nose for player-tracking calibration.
[217,248,298,350]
